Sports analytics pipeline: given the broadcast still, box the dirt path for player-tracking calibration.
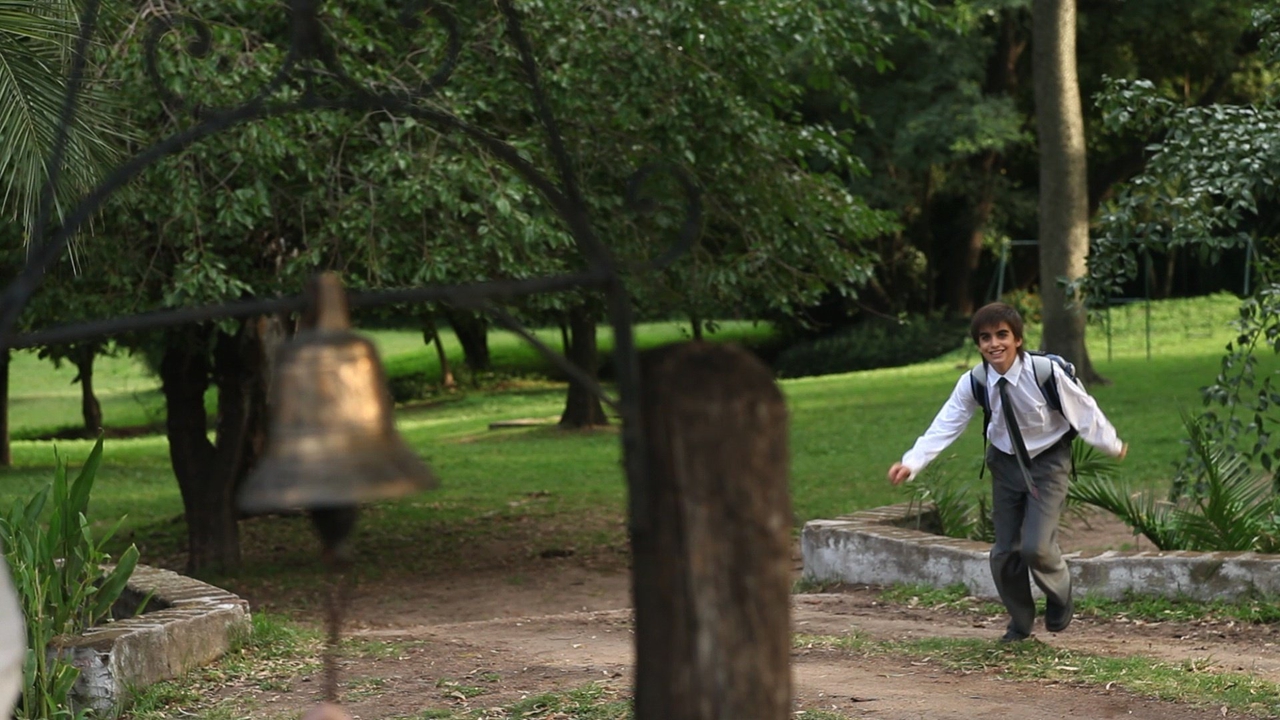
[216,550,1280,720]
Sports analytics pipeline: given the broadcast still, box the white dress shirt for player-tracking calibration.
[900,353,1124,481]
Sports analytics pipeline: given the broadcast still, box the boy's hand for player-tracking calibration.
[1118,443,1128,461]
[887,463,911,485]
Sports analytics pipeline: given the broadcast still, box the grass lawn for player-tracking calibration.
[0,295,1262,577]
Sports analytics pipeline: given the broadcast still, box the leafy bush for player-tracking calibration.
[0,438,140,719]
[774,315,969,379]
[999,289,1042,324]
[1071,414,1280,552]
[903,466,994,543]
[1172,273,1280,496]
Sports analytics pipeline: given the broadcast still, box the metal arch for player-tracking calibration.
[0,0,703,535]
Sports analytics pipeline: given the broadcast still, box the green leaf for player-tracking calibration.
[91,545,139,622]
[67,435,104,520]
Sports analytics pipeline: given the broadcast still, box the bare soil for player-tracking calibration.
[209,510,1280,720]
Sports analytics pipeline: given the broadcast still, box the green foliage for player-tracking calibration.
[999,288,1042,324]
[902,465,994,543]
[774,315,969,378]
[1071,414,1280,552]
[0,0,123,238]
[59,0,925,352]
[1089,74,1271,301]
[1086,3,1280,304]
[0,437,140,719]
[1169,270,1280,493]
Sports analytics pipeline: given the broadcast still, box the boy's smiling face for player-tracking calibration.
[976,321,1022,374]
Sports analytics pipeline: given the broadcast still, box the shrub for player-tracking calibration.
[1000,289,1042,324]
[0,438,140,719]
[903,469,994,543]
[773,315,969,379]
[1070,414,1280,552]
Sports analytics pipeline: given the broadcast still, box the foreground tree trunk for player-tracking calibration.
[559,305,607,428]
[1032,0,1105,383]
[159,320,272,575]
[634,342,792,719]
[73,344,102,434]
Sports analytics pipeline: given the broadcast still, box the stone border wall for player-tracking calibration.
[802,502,1280,601]
[60,564,251,715]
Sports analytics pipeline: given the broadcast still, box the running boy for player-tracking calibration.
[887,302,1127,642]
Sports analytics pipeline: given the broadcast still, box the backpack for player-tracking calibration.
[970,350,1080,479]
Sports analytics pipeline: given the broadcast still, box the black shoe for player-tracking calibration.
[1045,595,1074,633]
[999,627,1032,643]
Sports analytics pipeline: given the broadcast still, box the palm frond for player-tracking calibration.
[1071,437,1120,479]
[901,464,981,540]
[0,1,123,236]
[1175,414,1273,551]
[1068,473,1185,550]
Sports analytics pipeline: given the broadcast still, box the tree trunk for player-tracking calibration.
[422,313,456,390]
[559,304,607,428]
[160,332,240,576]
[73,345,102,434]
[0,350,10,467]
[690,313,703,341]
[1032,0,1105,383]
[159,320,272,575]
[633,342,792,720]
[444,307,491,372]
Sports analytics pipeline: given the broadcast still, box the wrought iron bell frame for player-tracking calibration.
[0,0,703,711]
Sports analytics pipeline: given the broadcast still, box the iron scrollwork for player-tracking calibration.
[0,0,703,554]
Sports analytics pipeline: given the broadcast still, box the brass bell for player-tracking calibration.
[238,273,438,515]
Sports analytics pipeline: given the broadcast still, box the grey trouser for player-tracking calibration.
[986,437,1073,635]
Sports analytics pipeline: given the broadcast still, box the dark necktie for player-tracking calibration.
[997,377,1040,499]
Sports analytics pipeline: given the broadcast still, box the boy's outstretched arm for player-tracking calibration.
[885,373,979,486]
[1054,364,1126,458]
[887,462,911,485]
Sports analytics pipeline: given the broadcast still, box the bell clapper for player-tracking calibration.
[309,505,358,705]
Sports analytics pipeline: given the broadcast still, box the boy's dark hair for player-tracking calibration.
[970,302,1024,345]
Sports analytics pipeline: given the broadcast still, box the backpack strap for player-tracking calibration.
[970,365,991,435]
[1029,353,1078,481]
[970,364,991,480]
[1029,354,1062,413]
